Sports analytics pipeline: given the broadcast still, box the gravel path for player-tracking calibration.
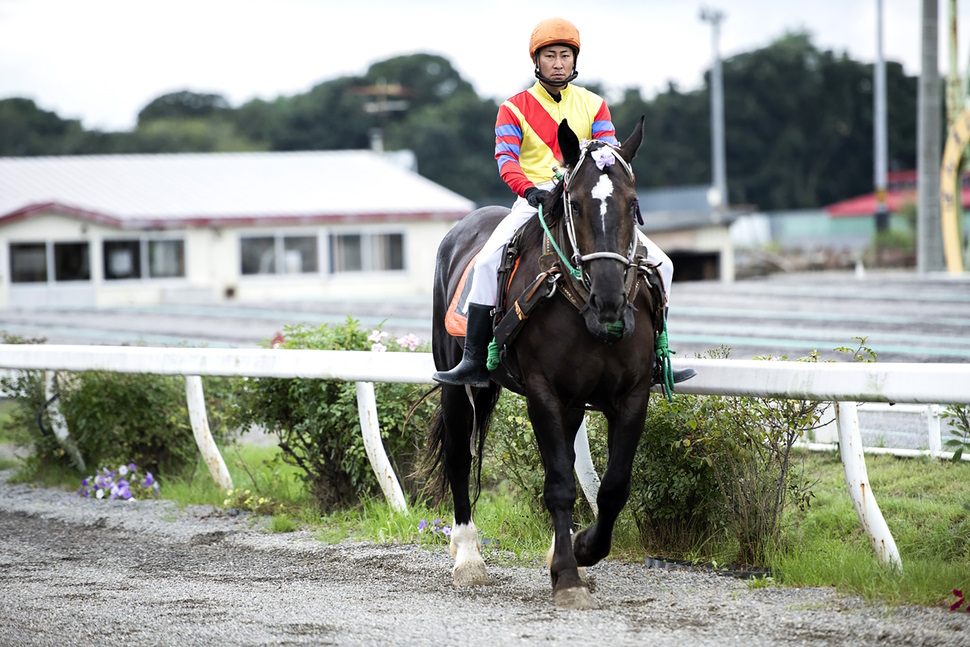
[1,468,968,646]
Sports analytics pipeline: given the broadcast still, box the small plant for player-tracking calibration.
[417,518,452,545]
[834,336,877,363]
[77,463,160,501]
[941,405,970,461]
[222,488,286,515]
[951,589,969,612]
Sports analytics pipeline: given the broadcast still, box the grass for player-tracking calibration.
[771,450,970,607]
[4,435,969,608]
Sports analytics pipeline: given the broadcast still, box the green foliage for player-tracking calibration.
[485,392,542,506]
[137,90,232,125]
[0,332,234,479]
[941,405,970,461]
[628,393,722,558]
[227,319,437,512]
[684,351,826,565]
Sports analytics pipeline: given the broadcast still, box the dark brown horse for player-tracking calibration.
[427,118,658,609]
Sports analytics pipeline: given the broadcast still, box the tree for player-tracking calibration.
[137,90,232,126]
[0,98,86,156]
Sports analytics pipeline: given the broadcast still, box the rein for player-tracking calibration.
[537,204,581,279]
[545,142,639,285]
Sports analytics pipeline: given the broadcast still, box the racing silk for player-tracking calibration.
[494,81,618,197]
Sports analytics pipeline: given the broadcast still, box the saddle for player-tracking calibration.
[444,219,667,395]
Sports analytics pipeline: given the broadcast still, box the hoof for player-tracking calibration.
[553,586,597,610]
[453,560,491,586]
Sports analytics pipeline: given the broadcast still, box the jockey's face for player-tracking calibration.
[536,45,575,86]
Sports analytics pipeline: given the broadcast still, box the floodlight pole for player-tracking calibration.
[874,0,889,234]
[701,7,728,209]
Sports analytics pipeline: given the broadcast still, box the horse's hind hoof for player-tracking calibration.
[453,561,491,586]
[554,586,597,610]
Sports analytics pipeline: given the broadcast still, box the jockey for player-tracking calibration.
[433,17,695,388]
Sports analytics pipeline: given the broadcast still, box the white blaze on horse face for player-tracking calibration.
[590,174,615,237]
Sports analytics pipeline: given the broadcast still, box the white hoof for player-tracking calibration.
[450,520,490,586]
[453,559,491,586]
[554,586,597,610]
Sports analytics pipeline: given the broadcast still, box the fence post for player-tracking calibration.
[835,401,902,571]
[355,381,408,513]
[184,376,233,491]
[573,417,600,516]
[927,404,943,457]
[43,371,85,472]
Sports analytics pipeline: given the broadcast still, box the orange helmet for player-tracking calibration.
[528,17,581,61]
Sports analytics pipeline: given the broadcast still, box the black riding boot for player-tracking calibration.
[432,303,493,388]
[672,366,697,383]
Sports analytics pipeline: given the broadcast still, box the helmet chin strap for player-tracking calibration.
[534,67,578,88]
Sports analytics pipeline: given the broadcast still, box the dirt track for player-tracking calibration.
[1,469,968,647]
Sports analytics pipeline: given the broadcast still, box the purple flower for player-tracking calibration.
[418,519,428,532]
[442,526,452,537]
[143,472,154,487]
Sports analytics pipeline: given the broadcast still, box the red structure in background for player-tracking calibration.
[825,170,970,217]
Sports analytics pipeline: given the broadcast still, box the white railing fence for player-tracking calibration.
[2,344,969,572]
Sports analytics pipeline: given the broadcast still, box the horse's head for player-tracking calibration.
[557,117,644,328]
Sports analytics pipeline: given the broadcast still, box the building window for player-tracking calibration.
[149,240,185,278]
[329,232,404,273]
[283,236,318,273]
[241,234,319,275]
[103,238,186,280]
[329,234,362,273]
[9,243,47,283]
[104,240,141,280]
[53,242,90,282]
[241,236,277,275]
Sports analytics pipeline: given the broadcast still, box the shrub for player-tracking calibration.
[227,319,437,513]
[59,370,235,477]
[628,392,722,558]
[0,332,235,479]
[688,353,826,566]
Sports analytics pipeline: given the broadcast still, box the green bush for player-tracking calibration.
[59,371,235,477]
[1,330,236,479]
[628,393,722,558]
[227,319,437,512]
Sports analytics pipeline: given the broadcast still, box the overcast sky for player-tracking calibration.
[0,0,966,132]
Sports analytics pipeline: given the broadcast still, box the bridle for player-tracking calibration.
[558,142,638,285]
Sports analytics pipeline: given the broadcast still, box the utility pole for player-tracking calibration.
[700,7,728,209]
[874,0,889,234]
[917,0,945,273]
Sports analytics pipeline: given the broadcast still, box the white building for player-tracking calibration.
[0,150,473,308]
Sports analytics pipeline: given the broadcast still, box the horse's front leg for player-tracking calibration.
[440,384,492,586]
[526,393,595,609]
[573,388,651,567]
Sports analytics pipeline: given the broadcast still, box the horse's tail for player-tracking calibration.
[422,385,501,505]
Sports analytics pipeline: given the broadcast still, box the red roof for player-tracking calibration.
[825,170,970,218]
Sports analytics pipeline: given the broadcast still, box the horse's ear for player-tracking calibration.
[618,115,645,164]
[558,119,581,169]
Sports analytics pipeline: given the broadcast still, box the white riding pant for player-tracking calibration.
[465,181,673,307]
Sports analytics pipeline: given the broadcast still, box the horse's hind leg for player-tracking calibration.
[440,384,492,586]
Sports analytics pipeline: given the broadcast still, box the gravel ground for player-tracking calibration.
[1,467,969,646]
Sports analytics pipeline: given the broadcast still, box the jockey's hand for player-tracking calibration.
[524,187,551,208]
